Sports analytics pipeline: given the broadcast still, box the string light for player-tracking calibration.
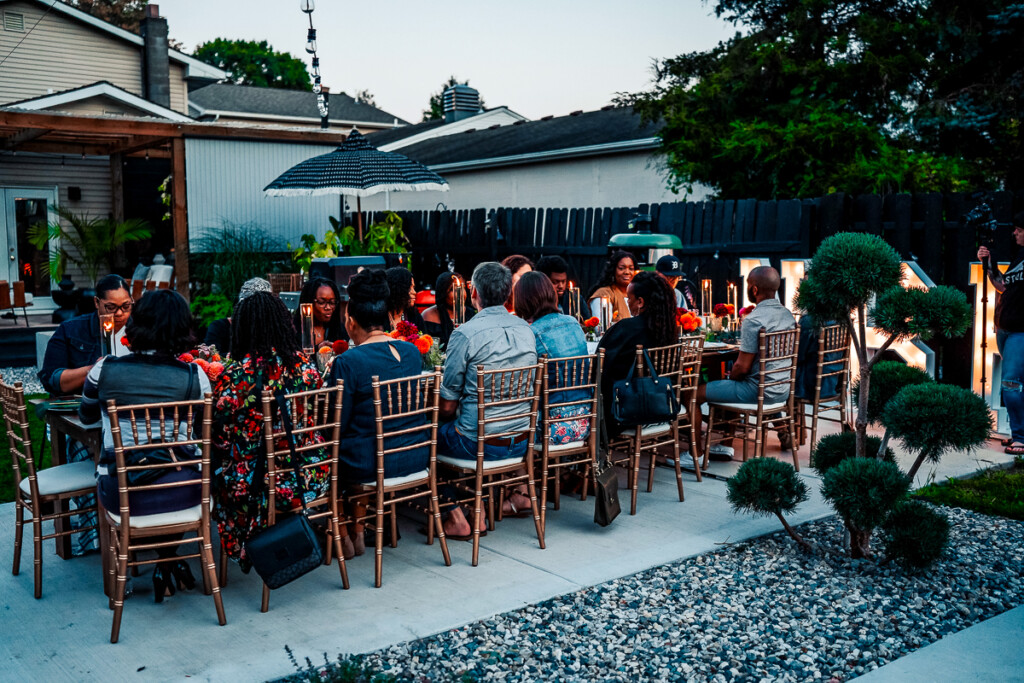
[301,3,328,119]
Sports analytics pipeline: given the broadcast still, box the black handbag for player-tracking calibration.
[593,388,621,527]
[611,348,680,427]
[245,391,324,589]
[123,444,198,486]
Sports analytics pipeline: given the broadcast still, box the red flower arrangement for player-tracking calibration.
[389,321,435,355]
[713,303,735,318]
[580,316,601,336]
[738,304,756,319]
[331,339,349,355]
[120,336,131,348]
[676,309,702,333]
[178,344,225,381]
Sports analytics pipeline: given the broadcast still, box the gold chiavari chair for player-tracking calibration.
[797,323,852,452]
[672,335,705,480]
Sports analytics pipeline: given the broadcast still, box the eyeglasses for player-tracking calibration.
[98,300,133,314]
[314,298,338,308]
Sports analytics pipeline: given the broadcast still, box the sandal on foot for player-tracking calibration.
[1004,444,1024,455]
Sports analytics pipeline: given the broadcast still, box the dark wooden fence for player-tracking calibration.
[381,190,1024,387]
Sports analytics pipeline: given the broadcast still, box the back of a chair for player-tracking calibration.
[635,341,685,390]
[0,379,37,502]
[145,280,156,292]
[267,273,304,295]
[817,323,851,399]
[12,281,29,307]
[0,281,10,311]
[371,371,441,487]
[474,362,543,456]
[756,326,801,404]
[106,394,213,527]
[260,381,343,524]
[678,336,705,411]
[131,279,145,301]
[537,351,603,446]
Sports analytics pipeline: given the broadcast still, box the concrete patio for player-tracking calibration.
[0,429,1016,682]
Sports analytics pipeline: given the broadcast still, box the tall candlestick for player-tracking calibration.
[567,281,579,321]
[701,279,712,317]
[452,276,467,327]
[600,296,611,331]
[727,282,738,326]
[300,303,314,353]
[99,314,114,356]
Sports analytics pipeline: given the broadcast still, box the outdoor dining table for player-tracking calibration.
[28,399,103,559]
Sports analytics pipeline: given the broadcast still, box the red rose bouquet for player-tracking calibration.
[389,320,443,369]
[676,309,702,333]
[177,343,224,382]
[713,303,735,318]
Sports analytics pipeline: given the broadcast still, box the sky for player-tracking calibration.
[159,0,738,124]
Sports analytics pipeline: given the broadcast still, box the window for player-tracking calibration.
[4,11,26,32]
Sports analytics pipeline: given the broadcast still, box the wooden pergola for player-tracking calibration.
[0,108,348,300]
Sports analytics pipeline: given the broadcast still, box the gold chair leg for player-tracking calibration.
[12,500,24,576]
[200,532,227,626]
[32,519,42,599]
[429,486,451,567]
[630,435,641,515]
[672,430,684,502]
[110,548,129,643]
[375,505,385,588]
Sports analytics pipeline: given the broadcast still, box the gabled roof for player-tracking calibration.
[394,107,660,171]
[0,0,226,81]
[367,107,529,151]
[4,81,193,121]
[188,83,408,127]
[366,119,447,148]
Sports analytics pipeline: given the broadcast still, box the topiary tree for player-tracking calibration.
[727,458,812,552]
[880,500,951,570]
[881,384,993,480]
[797,232,972,460]
[821,458,911,558]
[852,360,934,458]
[811,432,896,475]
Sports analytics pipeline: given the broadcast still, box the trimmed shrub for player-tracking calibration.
[727,458,811,551]
[821,458,911,557]
[811,432,896,475]
[881,500,951,570]
[852,360,932,424]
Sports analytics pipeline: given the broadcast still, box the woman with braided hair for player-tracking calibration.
[597,270,679,436]
[210,291,328,570]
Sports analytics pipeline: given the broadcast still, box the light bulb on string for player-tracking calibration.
[305,28,317,54]
[299,0,315,12]
[312,76,321,94]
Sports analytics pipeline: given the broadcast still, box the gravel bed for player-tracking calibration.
[344,506,1023,682]
[0,366,43,394]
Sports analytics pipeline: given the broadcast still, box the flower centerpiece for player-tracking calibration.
[177,343,226,382]
[316,339,349,374]
[711,303,735,332]
[390,320,444,370]
[580,316,603,342]
[677,309,702,335]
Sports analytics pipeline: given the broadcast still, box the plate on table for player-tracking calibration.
[46,399,81,413]
[703,341,730,349]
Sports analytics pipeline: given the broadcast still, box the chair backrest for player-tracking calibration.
[474,362,543,452]
[370,371,441,485]
[817,323,851,397]
[0,379,37,501]
[267,273,304,295]
[130,279,145,301]
[677,336,705,409]
[12,281,28,307]
[106,394,214,525]
[145,280,156,291]
[260,381,343,525]
[0,281,11,311]
[634,340,685,388]
[537,351,603,444]
[755,326,801,403]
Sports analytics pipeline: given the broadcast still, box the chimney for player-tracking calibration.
[140,4,171,108]
[442,84,481,124]
[320,86,330,129]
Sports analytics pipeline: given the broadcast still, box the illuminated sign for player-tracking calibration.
[970,262,1009,434]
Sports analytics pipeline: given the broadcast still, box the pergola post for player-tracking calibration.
[170,137,189,301]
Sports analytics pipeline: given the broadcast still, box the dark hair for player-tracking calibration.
[124,289,194,355]
[347,269,390,331]
[232,291,303,368]
[589,250,637,297]
[535,255,569,278]
[501,254,534,277]
[1015,211,1024,229]
[95,274,129,299]
[514,271,559,321]
[472,262,513,309]
[432,271,463,342]
[293,277,344,341]
[630,271,679,346]
[384,267,414,316]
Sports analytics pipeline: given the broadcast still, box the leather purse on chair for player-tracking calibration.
[611,348,680,427]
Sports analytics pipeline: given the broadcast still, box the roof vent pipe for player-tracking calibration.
[140,4,171,108]
[442,84,480,124]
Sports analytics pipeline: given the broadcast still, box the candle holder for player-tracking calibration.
[599,296,612,331]
[99,314,115,356]
[299,303,315,354]
[452,276,467,327]
[727,282,739,326]
[701,279,712,317]
[567,281,581,321]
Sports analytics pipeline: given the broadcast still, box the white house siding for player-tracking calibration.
[0,153,114,286]
[184,138,342,251]
[358,151,709,213]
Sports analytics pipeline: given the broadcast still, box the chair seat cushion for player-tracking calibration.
[20,460,95,497]
[437,454,525,471]
[107,504,202,529]
[354,469,429,489]
[710,400,788,413]
[619,422,672,438]
[533,439,587,453]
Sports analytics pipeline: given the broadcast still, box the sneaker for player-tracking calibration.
[708,445,735,461]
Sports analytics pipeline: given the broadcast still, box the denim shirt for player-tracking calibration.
[38,312,102,395]
[531,313,591,442]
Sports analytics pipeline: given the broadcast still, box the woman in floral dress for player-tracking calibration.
[210,291,327,569]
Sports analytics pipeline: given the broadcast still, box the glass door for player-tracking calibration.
[0,187,58,302]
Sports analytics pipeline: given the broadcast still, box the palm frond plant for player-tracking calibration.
[26,206,151,286]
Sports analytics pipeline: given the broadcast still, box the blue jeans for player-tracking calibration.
[997,330,1024,444]
[437,420,528,511]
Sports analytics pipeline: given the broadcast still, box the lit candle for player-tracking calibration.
[568,281,578,320]
[99,313,114,356]
[701,279,712,317]
[727,282,738,325]
[300,303,315,354]
[601,296,611,331]
[452,276,467,327]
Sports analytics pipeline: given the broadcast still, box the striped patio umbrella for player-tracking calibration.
[263,130,448,238]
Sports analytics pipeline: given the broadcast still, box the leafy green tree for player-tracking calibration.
[354,89,376,107]
[422,76,484,122]
[68,0,146,32]
[821,458,911,558]
[193,39,311,91]
[727,458,811,552]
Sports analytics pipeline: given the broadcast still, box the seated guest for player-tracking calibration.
[514,272,590,445]
[588,250,636,324]
[501,254,534,311]
[536,255,579,316]
[79,289,209,600]
[329,269,428,558]
[655,254,693,310]
[597,271,679,436]
[211,291,329,570]
[293,276,346,349]
[39,274,133,395]
[422,271,471,347]
[385,266,426,332]
[696,266,797,459]
[203,277,272,357]
[439,262,538,537]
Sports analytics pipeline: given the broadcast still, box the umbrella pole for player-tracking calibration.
[357,196,364,243]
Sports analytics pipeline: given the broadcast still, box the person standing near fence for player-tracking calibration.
[978,211,1024,456]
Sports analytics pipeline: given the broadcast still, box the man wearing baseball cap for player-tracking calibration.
[656,254,688,309]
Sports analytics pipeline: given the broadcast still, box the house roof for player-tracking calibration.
[4,81,193,122]
[366,119,447,147]
[188,83,408,127]
[366,106,530,152]
[0,0,227,82]
[393,106,660,171]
